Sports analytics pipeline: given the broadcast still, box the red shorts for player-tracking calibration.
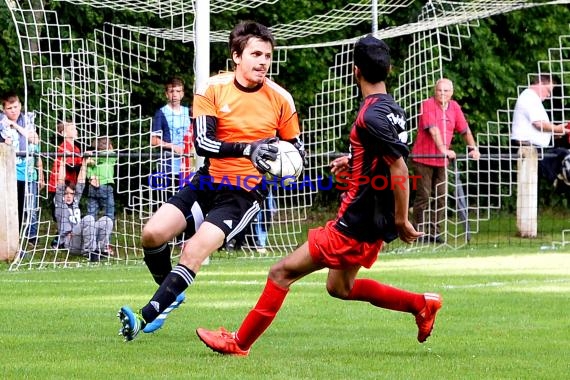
[308,220,384,269]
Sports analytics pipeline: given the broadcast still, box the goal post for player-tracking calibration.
[516,146,538,238]
[0,144,19,262]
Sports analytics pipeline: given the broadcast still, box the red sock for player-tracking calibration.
[347,278,425,313]
[235,278,289,350]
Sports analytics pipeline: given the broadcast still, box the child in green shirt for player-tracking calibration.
[86,137,116,254]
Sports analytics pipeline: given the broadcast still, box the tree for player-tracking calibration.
[2,1,569,208]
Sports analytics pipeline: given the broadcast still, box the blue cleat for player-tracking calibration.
[117,306,145,341]
[143,293,186,333]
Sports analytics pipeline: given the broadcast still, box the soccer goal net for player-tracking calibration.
[3,0,570,270]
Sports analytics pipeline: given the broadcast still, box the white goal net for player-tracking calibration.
[4,0,570,270]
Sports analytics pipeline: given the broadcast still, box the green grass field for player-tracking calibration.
[1,249,569,380]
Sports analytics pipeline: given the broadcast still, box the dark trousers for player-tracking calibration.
[412,161,447,237]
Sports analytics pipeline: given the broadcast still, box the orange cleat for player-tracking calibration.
[415,293,442,343]
[196,327,250,356]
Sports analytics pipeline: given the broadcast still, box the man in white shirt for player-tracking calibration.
[511,74,567,147]
[511,74,569,238]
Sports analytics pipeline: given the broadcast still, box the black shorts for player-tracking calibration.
[168,185,262,243]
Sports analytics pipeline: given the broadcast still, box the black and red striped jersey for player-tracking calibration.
[334,93,408,243]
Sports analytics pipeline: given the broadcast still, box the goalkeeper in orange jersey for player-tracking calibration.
[196,35,442,356]
[117,21,306,340]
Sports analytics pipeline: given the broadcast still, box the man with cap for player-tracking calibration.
[195,34,443,356]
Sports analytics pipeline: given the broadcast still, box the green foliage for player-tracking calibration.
[2,1,570,208]
[445,6,570,135]
[0,6,24,96]
[1,2,568,127]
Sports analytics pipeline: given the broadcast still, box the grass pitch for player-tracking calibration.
[0,249,569,380]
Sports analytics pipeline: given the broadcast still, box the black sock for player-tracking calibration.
[141,264,195,323]
[143,244,172,285]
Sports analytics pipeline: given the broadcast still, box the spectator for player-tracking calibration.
[54,157,113,261]
[86,136,116,220]
[252,189,276,254]
[511,74,569,183]
[151,76,192,192]
[511,74,568,147]
[510,74,569,237]
[0,92,43,245]
[23,132,44,246]
[180,129,195,184]
[411,78,480,243]
[47,121,83,223]
[86,136,117,254]
[48,121,83,191]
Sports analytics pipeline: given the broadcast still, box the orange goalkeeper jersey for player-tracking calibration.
[193,72,300,188]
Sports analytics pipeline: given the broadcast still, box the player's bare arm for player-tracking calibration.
[390,157,422,243]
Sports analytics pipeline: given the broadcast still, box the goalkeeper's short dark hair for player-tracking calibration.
[354,34,391,83]
[229,21,275,59]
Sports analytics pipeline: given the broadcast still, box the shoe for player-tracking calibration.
[117,306,146,341]
[196,327,250,356]
[226,239,237,252]
[98,250,111,260]
[415,293,442,343]
[143,293,186,333]
[89,251,101,262]
[27,237,38,247]
[256,248,267,254]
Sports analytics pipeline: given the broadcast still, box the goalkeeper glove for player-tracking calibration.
[243,137,279,174]
[287,136,308,168]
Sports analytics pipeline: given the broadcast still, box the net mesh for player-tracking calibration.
[4,0,570,270]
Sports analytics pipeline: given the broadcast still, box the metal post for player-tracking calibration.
[0,144,19,261]
[193,0,210,172]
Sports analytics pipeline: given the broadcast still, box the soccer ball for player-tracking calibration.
[264,140,304,185]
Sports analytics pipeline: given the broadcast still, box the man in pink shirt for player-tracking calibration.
[411,78,480,243]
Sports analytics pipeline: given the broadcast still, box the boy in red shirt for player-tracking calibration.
[47,122,83,228]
